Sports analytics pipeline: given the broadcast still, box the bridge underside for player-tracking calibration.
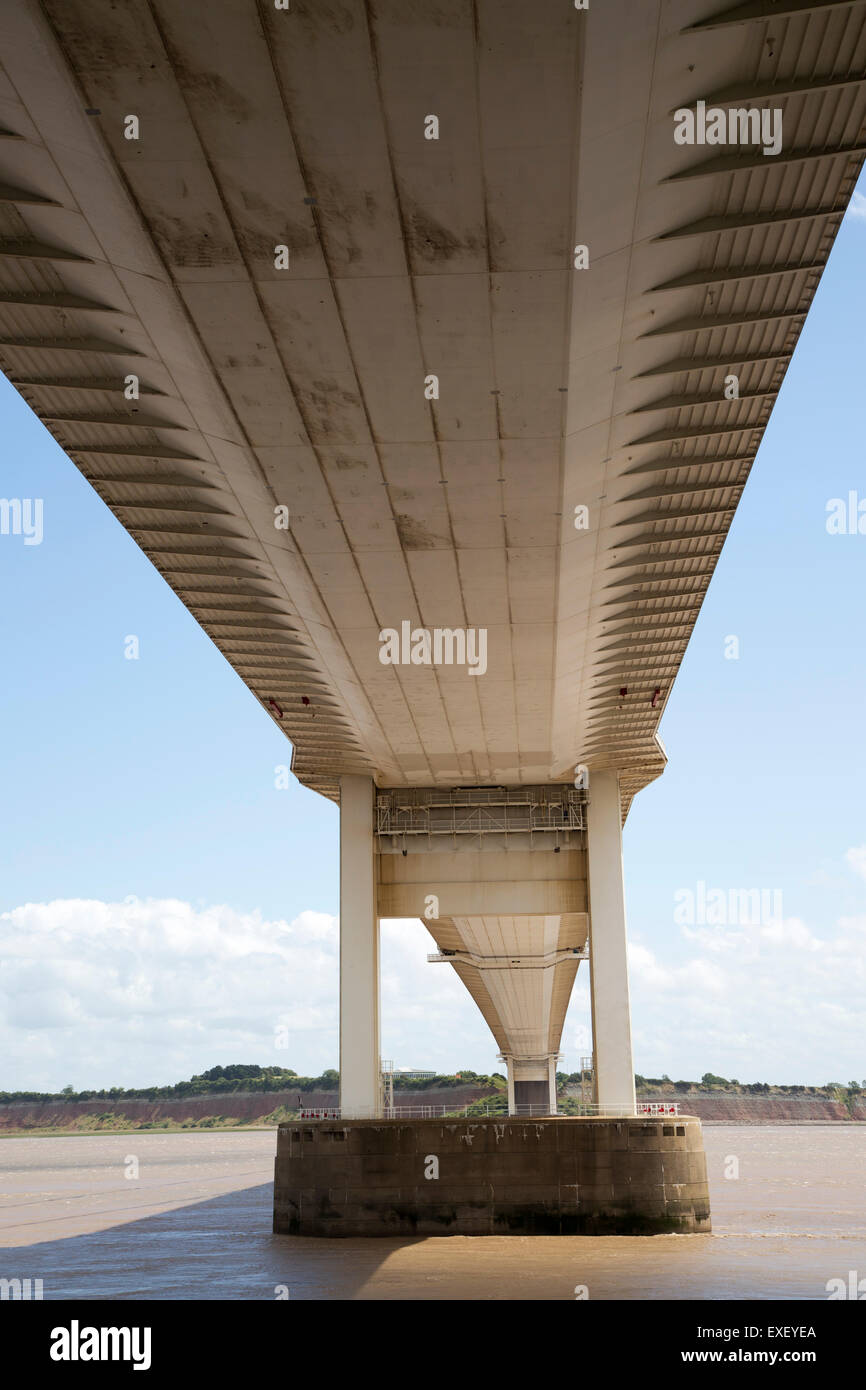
[1,0,863,1143]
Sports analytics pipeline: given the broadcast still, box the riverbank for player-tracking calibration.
[0,1085,490,1135]
[1,1086,863,1134]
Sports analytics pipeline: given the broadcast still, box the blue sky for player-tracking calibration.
[2,192,866,1092]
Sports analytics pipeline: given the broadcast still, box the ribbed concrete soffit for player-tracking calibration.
[0,0,863,809]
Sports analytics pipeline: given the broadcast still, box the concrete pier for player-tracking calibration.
[273,1116,711,1237]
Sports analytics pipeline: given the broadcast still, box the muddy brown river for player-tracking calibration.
[1,1126,864,1299]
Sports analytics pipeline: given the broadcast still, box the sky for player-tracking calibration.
[2,191,866,1094]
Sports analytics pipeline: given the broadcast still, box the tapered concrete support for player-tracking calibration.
[506,1059,516,1116]
[587,772,636,1113]
[548,1057,558,1116]
[339,775,381,1116]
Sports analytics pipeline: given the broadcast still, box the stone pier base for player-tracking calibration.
[273,1116,711,1236]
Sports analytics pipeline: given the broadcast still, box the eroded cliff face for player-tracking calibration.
[3,1090,863,1132]
[644,1096,853,1124]
[565,1087,865,1125]
[0,1086,491,1131]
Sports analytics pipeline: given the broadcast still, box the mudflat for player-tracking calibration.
[1,1125,864,1300]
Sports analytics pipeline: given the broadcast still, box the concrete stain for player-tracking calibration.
[369,0,469,32]
[176,69,252,124]
[148,210,236,268]
[394,515,441,549]
[292,0,357,38]
[404,203,484,267]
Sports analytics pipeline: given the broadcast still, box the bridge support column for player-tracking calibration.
[587,771,635,1114]
[504,1056,558,1114]
[506,1059,516,1116]
[339,774,381,1116]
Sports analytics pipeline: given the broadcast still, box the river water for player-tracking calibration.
[1,1126,864,1299]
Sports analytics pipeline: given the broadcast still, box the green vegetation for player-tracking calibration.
[3,1065,863,1113]
[463,1093,508,1116]
[0,1065,319,1106]
[0,1064,503,1107]
[630,1074,866,1101]
[555,1095,587,1117]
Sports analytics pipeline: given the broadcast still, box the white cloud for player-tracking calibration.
[845,191,866,221]
[3,882,865,1092]
[0,899,496,1092]
[628,908,866,1082]
[845,845,866,879]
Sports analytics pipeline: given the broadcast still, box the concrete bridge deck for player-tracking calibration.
[3,0,863,1229]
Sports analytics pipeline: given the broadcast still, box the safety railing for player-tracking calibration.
[375,785,587,839]
[290,1102,678,1120]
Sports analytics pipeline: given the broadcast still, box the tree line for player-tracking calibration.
[2,1065,861,1106]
